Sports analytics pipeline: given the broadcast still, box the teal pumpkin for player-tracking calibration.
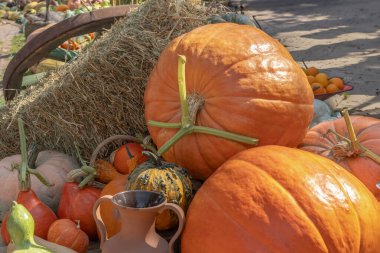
[126,152,192,230]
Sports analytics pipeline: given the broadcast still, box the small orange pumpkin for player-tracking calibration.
[47,219,89,253]
[299,109,380,200]
[111,143,147,174]
[181,146,380,253]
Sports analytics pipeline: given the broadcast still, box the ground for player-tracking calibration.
[245,0,380,118]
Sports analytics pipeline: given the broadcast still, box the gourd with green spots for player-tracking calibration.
[126,152,192,231]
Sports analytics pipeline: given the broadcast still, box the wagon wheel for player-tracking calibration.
[2,5,137,101]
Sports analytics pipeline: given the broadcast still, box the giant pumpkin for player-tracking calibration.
[299,109,380,200]
[144,23,314,180]
[181,146,380,253]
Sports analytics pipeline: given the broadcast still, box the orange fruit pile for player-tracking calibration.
[302,66,345,96]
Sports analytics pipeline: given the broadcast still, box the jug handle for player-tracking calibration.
[160,203,185,253]
[93,195,113,249]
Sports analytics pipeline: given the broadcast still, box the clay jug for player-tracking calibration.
[93,190,185,253]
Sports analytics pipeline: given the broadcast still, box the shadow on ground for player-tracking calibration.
[243,0,380,114]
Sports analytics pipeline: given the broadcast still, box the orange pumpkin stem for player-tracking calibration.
[148,55,259,156]
[341,108,380,165]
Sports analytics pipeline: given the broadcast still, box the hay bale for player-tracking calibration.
[0,0,225,160]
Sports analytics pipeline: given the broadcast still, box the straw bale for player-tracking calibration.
[0,0,226,160]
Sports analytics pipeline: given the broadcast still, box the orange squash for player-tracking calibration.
[47,219,89,253]
[145,23,314,180]
[55,5,69,12]
[181,146,380,253]
[299,109,380,200]
[94,159,122,184]
[111,143,147,174]
[99,174,129,238]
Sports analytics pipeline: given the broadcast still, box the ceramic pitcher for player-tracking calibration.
[93,190,185,253]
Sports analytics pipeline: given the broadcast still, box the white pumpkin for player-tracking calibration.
[0,151,79,220]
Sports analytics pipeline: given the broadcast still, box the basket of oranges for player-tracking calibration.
[302,65,353,100]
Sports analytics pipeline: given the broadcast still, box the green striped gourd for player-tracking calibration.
[126,151,192,230]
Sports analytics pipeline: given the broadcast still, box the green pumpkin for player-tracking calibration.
[208,13,257,27]
[126,152,192,231]
[6,201,52,253]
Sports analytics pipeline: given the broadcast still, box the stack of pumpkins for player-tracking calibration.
[142,23,380,253]
[1,22,380,253]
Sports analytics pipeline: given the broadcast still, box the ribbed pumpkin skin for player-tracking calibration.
[299,116,380,200]
[181,146,380,253]
[47,219,89,253]
[126,160,192,230]
[144,23,314,180]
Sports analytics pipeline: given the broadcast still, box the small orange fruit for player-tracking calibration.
[315,73,329,87]
[305,67,319,76]
[311,83,326,95]
[329,77,344,90]
[307,75,315,84]
[326,84,340,93]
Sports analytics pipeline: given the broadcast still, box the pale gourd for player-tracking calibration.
[0,151,79,220]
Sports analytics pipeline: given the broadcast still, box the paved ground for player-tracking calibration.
[245,0,380,118]
[0,20,21,104]
[0,20,21,77]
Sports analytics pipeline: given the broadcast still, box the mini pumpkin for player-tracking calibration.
[145,23,314,180]
[181,146,380,253]
[111,143,148,174]
[299,109,380,200]
[126,152,192,231]
[47,219,89,253]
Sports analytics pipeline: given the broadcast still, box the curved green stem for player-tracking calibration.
[17,118,53,190]
[66,167,96,188]
[148,121,181,129]
[27,169,54,187]
[18,118,28,186]
[149,55,259,157]
[194,126,258,145]
[157,126,193,156]
[78,173,96,189]
[74,143,88,167]
[178,55,190,126]
[142,151,162,166]
[341,108,380,164]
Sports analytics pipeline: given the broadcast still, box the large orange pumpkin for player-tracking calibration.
[299,113,380,200]
[144,23,314,180]
[181,146,380,253]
